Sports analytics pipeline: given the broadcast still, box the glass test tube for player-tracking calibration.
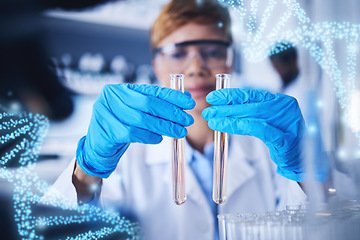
[213,73,231,204]
[170,74,186,205]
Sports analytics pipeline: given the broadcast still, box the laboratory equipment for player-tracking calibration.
[170,74,186,205]
[213,73,231,204]
[217,206,305,240]
[218,201,360,240]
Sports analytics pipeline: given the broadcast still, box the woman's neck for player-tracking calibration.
[185,111,214,154]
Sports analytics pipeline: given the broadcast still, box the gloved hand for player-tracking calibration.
[202,88,305,182]
[76,84,196,178]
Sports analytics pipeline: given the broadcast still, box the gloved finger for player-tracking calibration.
[206,88,276,105]
[203,94,298,120]
[184,90,192,97]
[202,102,276,120]
[106,101,188,139]
[127,84,196,110]
[90,104,164,147]
[104,84,194,126]
[207,117,293,151]
[122,124,164,144]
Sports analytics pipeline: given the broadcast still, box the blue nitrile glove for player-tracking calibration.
[76,84,196,178]
[202,88,306,182]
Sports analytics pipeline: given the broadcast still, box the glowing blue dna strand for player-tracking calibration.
[0,109,139,239]
[220,0,360,142]
[1,0,360,239]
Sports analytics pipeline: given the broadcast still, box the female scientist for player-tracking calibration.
[46,0,307,239]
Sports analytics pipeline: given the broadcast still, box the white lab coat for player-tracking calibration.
[280,74,310,119]
[44,134,306,240]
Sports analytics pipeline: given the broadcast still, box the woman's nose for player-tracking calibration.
[183,53,210,77]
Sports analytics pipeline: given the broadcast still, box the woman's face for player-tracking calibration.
[153,23,233,113]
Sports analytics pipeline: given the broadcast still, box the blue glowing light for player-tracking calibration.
[0,107,140,239]
[220,0,360,143]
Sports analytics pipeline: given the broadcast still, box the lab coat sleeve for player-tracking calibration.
[39,158,102,209]
[273,172,307,210]
[286,180,307,206]
[40,141,137,211]
[255,135,307,210]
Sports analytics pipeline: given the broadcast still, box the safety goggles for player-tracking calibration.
[152,40,233,72]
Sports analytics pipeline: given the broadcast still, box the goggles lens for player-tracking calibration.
[153,40,233,72]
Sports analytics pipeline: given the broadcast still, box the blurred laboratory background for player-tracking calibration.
[1,0,360,239]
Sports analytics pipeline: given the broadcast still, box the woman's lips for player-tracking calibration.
[186,85,215,98]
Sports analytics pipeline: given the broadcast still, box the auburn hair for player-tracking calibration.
[150,0,232,49]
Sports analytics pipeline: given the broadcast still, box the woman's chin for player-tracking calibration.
[189,98,210,115]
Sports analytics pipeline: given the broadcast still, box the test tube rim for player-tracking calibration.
[215,73,231,79]
[170,73,185,79]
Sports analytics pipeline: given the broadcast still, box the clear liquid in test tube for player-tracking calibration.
[170,74,186,205]
[213,73,231,204]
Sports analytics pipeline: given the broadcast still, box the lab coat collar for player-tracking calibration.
[145,135,259,203]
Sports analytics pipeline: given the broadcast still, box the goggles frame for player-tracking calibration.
[152,39,231,56]
[152,39,234,71]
